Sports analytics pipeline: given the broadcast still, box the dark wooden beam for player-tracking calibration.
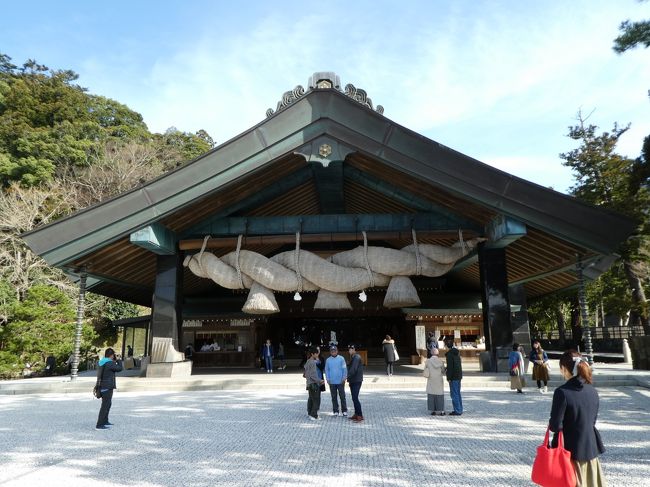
[181,213,483,239]
[179,229,479,250]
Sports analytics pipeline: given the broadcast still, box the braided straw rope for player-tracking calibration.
[184,235,486,314]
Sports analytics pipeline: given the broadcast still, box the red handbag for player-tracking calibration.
[531,427,577,487]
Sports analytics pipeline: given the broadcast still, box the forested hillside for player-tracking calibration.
[0,54,214,378]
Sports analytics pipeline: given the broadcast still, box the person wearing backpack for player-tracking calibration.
[508,343,526,394]
[95,348,122,430]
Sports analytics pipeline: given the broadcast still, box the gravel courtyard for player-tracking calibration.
[0,386,648,486]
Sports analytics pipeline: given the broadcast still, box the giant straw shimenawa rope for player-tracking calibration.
[184,233,486,314]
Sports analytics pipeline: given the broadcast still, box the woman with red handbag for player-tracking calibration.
[548,351,606,486]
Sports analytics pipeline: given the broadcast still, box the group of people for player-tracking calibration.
[95,336,607,486]
[507,340,606,486]
[508,339,552,394]
[423,339,464,416]
[304,344,365,422]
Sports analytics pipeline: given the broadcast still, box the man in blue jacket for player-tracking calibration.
[96,348,123,430]
[260,339,275,373]
[324,345,348,417]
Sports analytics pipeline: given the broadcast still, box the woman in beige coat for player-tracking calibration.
[423,348,446,415]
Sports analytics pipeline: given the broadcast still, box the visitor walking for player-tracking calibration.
[260,339,274,373]
[423,348,446,415]
[95,348,123,430]
[530,339,550,393]
[548,350,606,487]
[382,335,398,376]
[445,339,463,415]
[509,343,526,393]
[304,347,324,421]
[347,345,364,422]
[277,342,286,370]
[426,332,438,358]
[324,345,348,417]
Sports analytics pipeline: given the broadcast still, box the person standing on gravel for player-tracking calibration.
[95,348,122,430]
[424,348,446,415]
[304,347,325,421]
[324,345,348,417]
[445,339,463,416]
[347,345,365,422]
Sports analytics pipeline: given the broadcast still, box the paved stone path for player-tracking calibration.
[0,386,648,486]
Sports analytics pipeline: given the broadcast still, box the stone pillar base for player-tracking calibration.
[145,361,192,378]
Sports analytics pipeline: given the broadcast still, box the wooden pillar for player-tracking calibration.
[150,254,183,353]
[478,245,513,371]
[509,284,532,357]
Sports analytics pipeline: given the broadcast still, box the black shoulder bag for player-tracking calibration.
[93,365,105,399]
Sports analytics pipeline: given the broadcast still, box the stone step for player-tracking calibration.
[0,373,640,395]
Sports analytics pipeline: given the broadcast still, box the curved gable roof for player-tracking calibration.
[22,89,636,267]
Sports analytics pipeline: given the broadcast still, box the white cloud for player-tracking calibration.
[74,0,649,193]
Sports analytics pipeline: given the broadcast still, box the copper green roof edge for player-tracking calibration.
[21,89,636,268]
[22,120,329,267]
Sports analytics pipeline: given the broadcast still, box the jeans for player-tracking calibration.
[307,384,321,418]
[329,383,347,413]
[96,388,113,427]
[449,380,463,414]
[264,356,273,372]
[349,381,363,417]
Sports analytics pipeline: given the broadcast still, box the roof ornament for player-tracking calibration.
[266,86,305,118]
[344,84,384,115]
[266,72,384,117]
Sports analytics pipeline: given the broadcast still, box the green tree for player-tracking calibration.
[614,19,650,53]
[0,54,149,186]
[0,285,96,378]
[157,127,213,164]
[560,113,650,335]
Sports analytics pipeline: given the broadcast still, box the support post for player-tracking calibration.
[478,245,513,372]
[70,269,87,381]
[576,255,594,366]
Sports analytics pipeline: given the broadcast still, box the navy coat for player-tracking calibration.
[549,376,605,461]
[98,359,123,390]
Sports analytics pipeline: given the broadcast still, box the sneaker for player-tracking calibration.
[104,422,114,426]
[309,416,317,421]
[538,388,543,394]
[316,416,322,421]
[95,425,109,430]
[543,386,548,393]
[449,411,462,416]
[332,412,340,417]
[342,411,348,417]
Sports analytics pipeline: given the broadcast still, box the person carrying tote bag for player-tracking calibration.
[382,335,397,376]
[531,428,576,487]
[534,350,607,487]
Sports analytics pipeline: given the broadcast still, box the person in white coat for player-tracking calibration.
[423,348,446,416]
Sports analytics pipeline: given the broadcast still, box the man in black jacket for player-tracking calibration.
[347,345,364,422]
[445,339,463,415]
[96,348,123,430]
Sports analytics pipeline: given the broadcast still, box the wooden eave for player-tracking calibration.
[21,88,636,304]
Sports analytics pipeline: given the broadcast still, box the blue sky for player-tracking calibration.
[2,0,649,193]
